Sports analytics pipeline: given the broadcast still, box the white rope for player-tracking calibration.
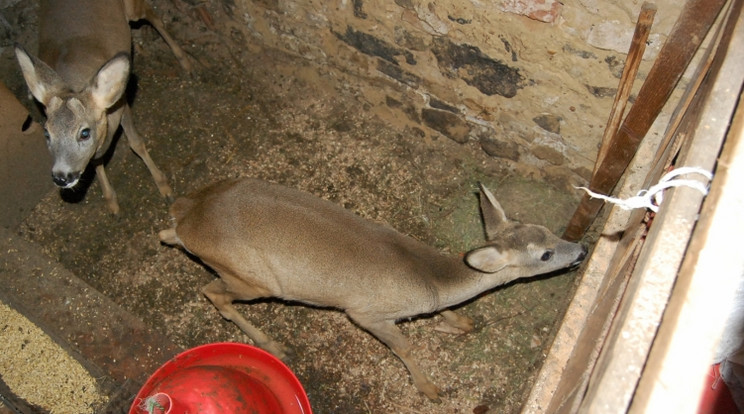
[576,166,713,213]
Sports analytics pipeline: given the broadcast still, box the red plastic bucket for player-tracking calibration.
[129,342,312,414]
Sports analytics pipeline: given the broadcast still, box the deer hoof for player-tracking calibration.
[420,382,443,402]
[262,340,293,362]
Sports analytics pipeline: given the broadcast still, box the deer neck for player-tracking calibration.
[431,257,526,310]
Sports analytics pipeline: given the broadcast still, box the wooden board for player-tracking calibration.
[524,0,742,412]
[562,0,727,241]
[579,1,743,411]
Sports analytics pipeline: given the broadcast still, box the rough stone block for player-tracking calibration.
[335,26,416,65]
[431,38,524,98]
[422,108,471,143]
[480,137,521,161]
[533,114,562,134]
[532,143,566,165]
[377,60,421,88]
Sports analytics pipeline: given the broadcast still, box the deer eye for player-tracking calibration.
[540,250,554,261]
[79,128,91,141]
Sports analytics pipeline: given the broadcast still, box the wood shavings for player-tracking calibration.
[0,301,107,413]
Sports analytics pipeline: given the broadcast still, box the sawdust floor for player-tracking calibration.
[2,13,587,414]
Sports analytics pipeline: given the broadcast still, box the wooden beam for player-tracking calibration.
[523,2,740,412]
[563,0,727,241]
[579,0,744,410]
[630,2,744,411]
[593,3,657,175]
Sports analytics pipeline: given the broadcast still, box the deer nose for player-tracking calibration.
[572,245,588,266]
[52,171,81,188]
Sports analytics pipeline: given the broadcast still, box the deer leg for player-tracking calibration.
[201,278,289,360]
[119,105,173,199]
[95,164,119,214]
[435,310,475,335]
[125,0,193,72]
[347,312,442,401]
[143,6,193,72]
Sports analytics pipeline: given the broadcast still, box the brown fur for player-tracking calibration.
[160,178,586,400]
[15,0,191,213]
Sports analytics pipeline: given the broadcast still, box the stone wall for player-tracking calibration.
[192,0,685,190]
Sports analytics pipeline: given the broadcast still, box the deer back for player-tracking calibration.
[39,0,132,88]
[169,178,460,317]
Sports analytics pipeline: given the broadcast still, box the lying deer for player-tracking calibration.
[15,0,192,214]
[159,178,587,400]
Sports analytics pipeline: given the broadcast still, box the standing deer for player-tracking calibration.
[159,178,587,400]
[15,0,192,214]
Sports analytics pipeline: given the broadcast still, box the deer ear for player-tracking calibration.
[89,53,130,109]
[15,45,65,106]
[465,246,510,273]
[478,183,508,240]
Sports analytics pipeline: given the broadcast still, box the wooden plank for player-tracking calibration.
[526,1,740,411]
[578,1,744,410]
[563,0,727,241]
[648,0,735,177]
[630,3,744,412]
[593,3,657,175]
[525,2,735,412]
[546,227,645,414]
